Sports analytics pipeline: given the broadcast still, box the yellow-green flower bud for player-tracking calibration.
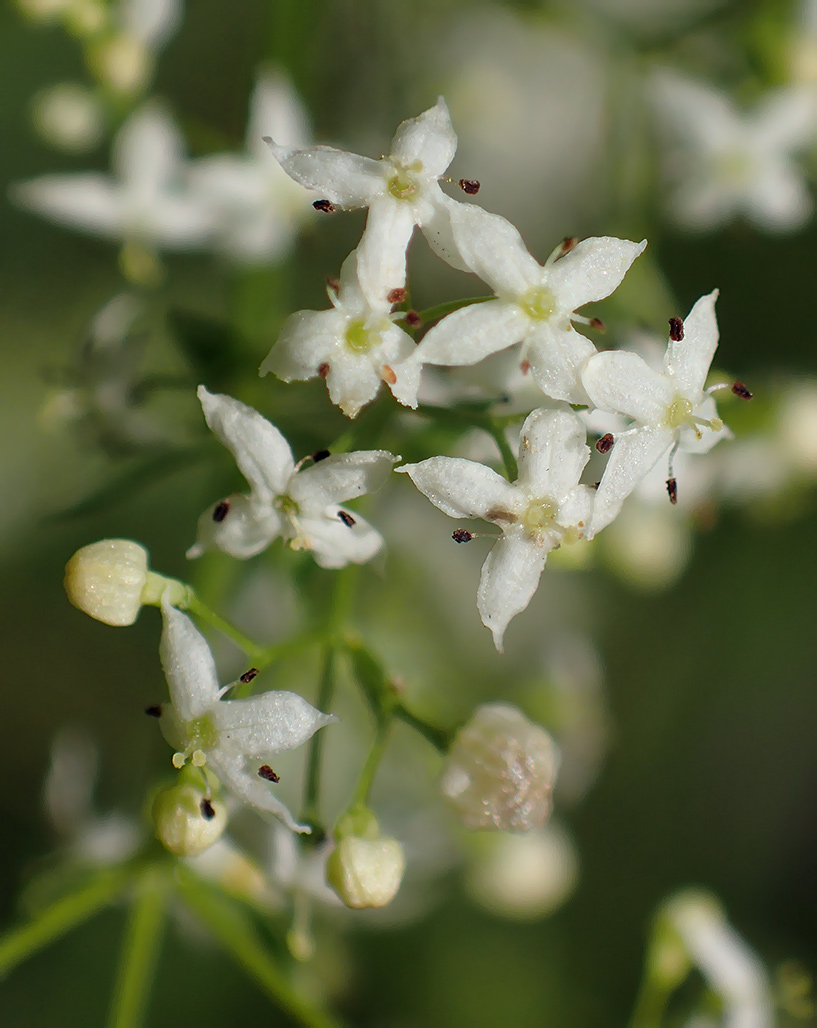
[152,782,227,857]
[326,808,405,909]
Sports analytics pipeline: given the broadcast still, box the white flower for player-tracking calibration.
[581,290,728,537]
[188,386,398,567]
[652,72,817,232]
[188,70,315,262]
[88,0,183,95]
[260,250,421,418]
[399,406,594,650]
[265,97,468,293]
[408,205,646,405]
[12,103,215,252]
[157,599,336,833]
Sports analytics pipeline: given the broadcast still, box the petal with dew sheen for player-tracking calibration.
[399,457,522,521]
[414,299,528,368]
[356,198,414,300]
[664,290,719,401]
[450,205,541,296]
[159,602,220,723]
[206,750,310,833]
[264,141,383,208]
[187,494,282,560]
[260,308,347,382]
[212,691,337,758]
[478,534,548,652]
[525,322,597,405]
[545,236,647,313]
[290,451,398,509]
[582,351,674,424]
[589,425,672,537]
[389,98,457,178]
[300,510,385,568]
[517,407,590,501]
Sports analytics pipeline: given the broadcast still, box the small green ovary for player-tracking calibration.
[666,397,693,429]
[183,712,219,752]
[345,319,376,353]
[277,494,300,516]
[523,498,558,536]
[387,160,423,201]
[519,285,557,321]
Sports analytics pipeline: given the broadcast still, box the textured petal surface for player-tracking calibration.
[186,494,282,560]
[399,457,521,520]
[264,141,383,208]
[198,386,295,498]
[389,97,457,177]
[356,197,414,299]
[206,750,310,833]
[160,601,220,723]
[300,511,385,568]
[589,426,672,536]
[291,450,397,508]
[478,534,548,652]
[260,308,347,382]
[517,407,590,500]
[324,356,383,418]
[213,691,337,757]
[526,323,597,404]
[582,351,674,424]
[414,299,528,368]
[419,189,471,271]
[664,290,719,400]
[451,205,541,296]
[545,236,647,312]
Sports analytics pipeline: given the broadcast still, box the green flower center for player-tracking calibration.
[278,494,300,516]
[387,160,423,201]
[183,712,218,752]
[666,397,694,429]
[345,318,378,353]
[519,285,557,321]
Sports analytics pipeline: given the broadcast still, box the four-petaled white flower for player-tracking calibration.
[652,71,817,232]
[581,290,728,537]
[157,598,336,833]
[260,249,420,418]
[399,407,594,651]
[188,386,398,566]
[406,205,647,405]
[188,70,316,263]
[264,97,469,296]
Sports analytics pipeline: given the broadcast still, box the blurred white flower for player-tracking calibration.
[652,72,817,232]
[188,70,315,262]
[89,0,183,95]
[399,406,594,650]
[188,386,398,566]
[31,83,105,153]
[260,250,420,418]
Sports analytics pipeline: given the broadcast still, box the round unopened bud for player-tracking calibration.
[32,83,105,154]
[89,35,151,95]
[440,703,559,831]
[326,808,405,909]
[152,782,227,857]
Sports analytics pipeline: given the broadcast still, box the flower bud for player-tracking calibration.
[152,782,227,857]
[32,83,104,154]
[440,703,559,831]
[326,808,405,910]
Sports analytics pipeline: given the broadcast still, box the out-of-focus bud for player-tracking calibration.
[326,807,405,910]
[64,539,187,625]
[15,0,72,23]
[32,83,105,154]
[152,781,228,857]
[89,35,151,95]
[440,703,559,831]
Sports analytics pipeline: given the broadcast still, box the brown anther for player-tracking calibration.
[313,199,336,213]
[452,528,473,543]
[381,364,397,385]
[520,359,531,375]
[258,764,280,783]
[593,481,600,490]
[145,704,162,718]
[668,317,684,342]
[239,668,259,684]
[459,178,480,194]
[212,500,230,523]
[404,310,421,328]
[387,287,406,305]
[666,477,678,505]
[200,798,216,820]
[312,448,331,462]
[559,237,578,257]
[326,276,340,293]
[596,433,615,454]
[589,317,606,333]
[338,510,356,527]
[732,381,753,400]
[318,362,330,379]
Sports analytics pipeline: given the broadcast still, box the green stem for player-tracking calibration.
[394,705,452,753]
[416,295,492,326]
[299,644,337,831]
[182,593,266,663]
[352,718,392,807]
[486,421,518,481]
[0,868,131,975]
[107,868,167,1028]
[628,971,674,1028]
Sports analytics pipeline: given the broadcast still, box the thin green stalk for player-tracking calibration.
[394,705,452,753]
[299,644,336,831]
[0,868,131,975]
[352,718,392,807]
[486,421,518,481]
[107,868,167,1028]
[183,593,266,663]
[416,295,492,326]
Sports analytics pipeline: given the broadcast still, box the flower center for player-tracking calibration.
[714,149,752,186]
[345,318,379,353]
[277,494,300,516]
[387,160,423,201]
[665,396,723,439]
[172,712,218,768]
[519,285,557,321]
[521,498,583,546]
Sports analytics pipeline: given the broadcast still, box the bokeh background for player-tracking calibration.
[1,0,816,1025]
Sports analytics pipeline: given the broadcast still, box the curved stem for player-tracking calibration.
[182,593,266,663]
[394,704,452,753]
[107,867,167,1028]
[485,421,518,481]
[352,717,392,807]
[299,643,337,833]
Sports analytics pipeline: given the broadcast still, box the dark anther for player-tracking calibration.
[387,287,407,305]
[258,764,280,783]
[312,448,331,462]
[239,668,259,684]
[326,276,340,293]
[520,359,531,375]
[459,178,480,194]
[318,362,330,379]
[145,704,162,718]
[313,199,336,213]
[405,310,421,328]
[596,433,615,454]
[732,381,753,400]
[452,529,473,543]
[593,481,601,490]
[589,317,606,333]
[559,237,578,257]
[200,798,216,820]
[666,477,678,505]
[212,500,230,523]
[338,510,356,528]
[669,317,684,342]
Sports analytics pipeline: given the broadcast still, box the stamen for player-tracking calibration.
[172,752,186,769]
[200,798,216,820]
[191,750,206,767]
[666,477,678,505]
[732,381,753,400]
[668,317,684,341]
[326,276,340,294]
[596,433,615,454]
[381,365,397,385]
[459,178,480,194]
[452,529,473,543]
[313,199,336,213]
[387,287,406,305]
[546,236,578,265]
[404,310,421,329]
[239,668,259,684]
[318,362,330,379]
[212,500,230,523]
[258,764,280,783]
[338,510,356,528]
[313,449,331,462]
[520,359,531,375]
[145,704,162,718]
[588,317,605,333]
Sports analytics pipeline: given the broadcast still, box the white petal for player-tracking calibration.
[187,494,282,560]
[206,750,310,833]
[290,450,398,509]
[197,386,295,499]
[517,407,590,500]
[300,510,385,568]
[589,426,672,536]
[213,690,337,757]
[147,194,216,247]
[260,308,347,382]
[545,236,647,312]
[387,354,422,410]
[670,175,738,229]
[751,87,817,153]
[114,103,183,194]
[159,600,220,723]
[557,485,595,533]
[398,457,521,520]
[264,141,383,208]
[525,323,597,404]
[323,356,383,418]
[581,351,674,424]
[388,97,457,178]
[120,0,181,46]
[11,174,124,237]
[744,162,813,232]
[664,290,719,401]
[477,534,548,652]
[450,205,541,296]
[418,189,471,271]
[356,198,413,299]
[414,299,529,368]
[652,73,739,152]
[245,70,311,159]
